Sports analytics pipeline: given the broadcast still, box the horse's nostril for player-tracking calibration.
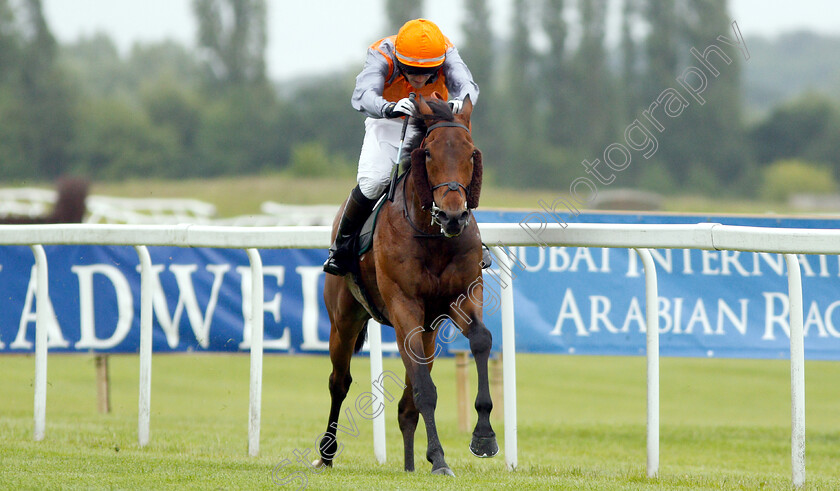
[460,211,469,221]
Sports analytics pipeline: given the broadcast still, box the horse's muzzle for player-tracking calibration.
[434,208,470,237]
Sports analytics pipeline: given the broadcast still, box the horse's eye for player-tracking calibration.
[424,149,431,158]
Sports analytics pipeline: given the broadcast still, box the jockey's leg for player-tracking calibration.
[323,117,406,276]
[323,185,377,276]
[355,117,405,199]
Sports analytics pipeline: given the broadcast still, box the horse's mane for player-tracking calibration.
[402,98,455,168]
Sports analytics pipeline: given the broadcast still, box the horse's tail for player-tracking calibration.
[354,321,369,354]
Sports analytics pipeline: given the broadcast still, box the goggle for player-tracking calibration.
[398,62,441,77]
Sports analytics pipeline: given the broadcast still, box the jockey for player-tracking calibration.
[324,18,480,276]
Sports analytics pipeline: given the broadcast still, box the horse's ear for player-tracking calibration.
[411,148,434,209]
[467,149,482,209]
[416,95,433,117]
[431,91,445,101]
[460,95,474,121]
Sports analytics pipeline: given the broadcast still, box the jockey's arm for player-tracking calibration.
[351,49,392,119]
[441,46,480,104]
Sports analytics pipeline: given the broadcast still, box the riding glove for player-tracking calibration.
[383,97,416,118]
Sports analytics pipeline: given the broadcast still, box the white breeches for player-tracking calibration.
[356,117,417,200]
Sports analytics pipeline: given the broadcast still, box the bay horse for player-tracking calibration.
[315,94,497,476]
[0,177,89,224]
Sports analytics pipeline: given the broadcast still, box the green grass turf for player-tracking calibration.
[1,353,839,489]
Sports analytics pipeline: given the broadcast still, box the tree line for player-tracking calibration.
[1,0,838,200]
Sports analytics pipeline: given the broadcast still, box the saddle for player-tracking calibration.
[356,193,388,257]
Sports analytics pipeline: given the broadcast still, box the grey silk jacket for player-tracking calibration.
[351,36,480,119]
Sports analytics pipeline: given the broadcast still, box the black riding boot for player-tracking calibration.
[323,185,377,276]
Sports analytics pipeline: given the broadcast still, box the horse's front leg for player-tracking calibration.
[397,331,442,472]
[452,288,499,458]
[392,300,454,476]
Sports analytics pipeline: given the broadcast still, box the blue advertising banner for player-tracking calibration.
[1,212,839,359]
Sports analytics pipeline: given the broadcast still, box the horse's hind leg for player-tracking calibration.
[314,325,357,467]
[397,378,419,471]
[316,284,368,467]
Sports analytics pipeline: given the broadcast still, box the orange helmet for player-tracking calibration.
[394,19,446,69]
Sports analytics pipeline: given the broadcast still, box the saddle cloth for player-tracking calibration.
[356,193,388,256]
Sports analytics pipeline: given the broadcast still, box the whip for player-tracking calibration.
[387,92,416,202]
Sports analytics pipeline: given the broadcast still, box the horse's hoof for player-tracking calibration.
[311,458,331,468]
[431,466,455,477]
[469,435,499,458]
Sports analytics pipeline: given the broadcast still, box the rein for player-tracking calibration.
[403,120,473,238]
[402,174,445,238]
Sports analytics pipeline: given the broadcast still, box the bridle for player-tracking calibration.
[404,120,474,237]
[425,122,472,214]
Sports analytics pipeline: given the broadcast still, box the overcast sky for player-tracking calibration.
[42,0,840,82]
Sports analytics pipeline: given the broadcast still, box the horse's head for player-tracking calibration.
[410,94,482,238]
